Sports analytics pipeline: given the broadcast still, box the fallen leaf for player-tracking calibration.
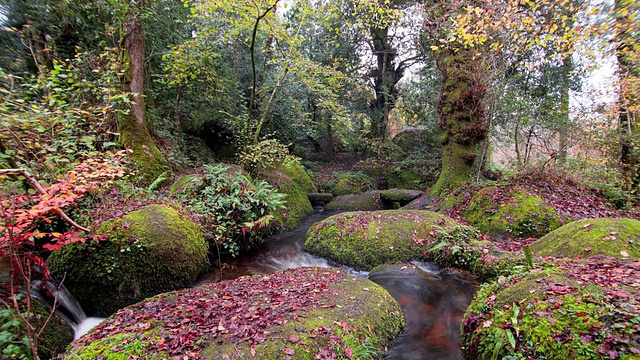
[621,251,630,257]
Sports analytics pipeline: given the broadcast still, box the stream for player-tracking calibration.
[196,210,478,360]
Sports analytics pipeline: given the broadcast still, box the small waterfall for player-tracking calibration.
[31,278,104,339]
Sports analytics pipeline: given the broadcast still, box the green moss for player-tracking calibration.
[304,210,472,270]
[325,191,383,211]
[329,172,376,196]
[36,302,75,359]
[168,173,203,196]
[48,204,208,316]
[530,218,640,258]
[282,161,317,193]
[462,187,562,237]
[64,329,166,359]
[438,194,465,212]
[259,161,315,231]
[117,113,172,188]
[430,140,478,196]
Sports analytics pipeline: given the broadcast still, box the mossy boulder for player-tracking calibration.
[64,268,404,360]
[307,192,334,207]
[324,191,383,211]
[261,161,317,231]
[48,204,209,317]
[402,194,438,210]
[462,263,640,359]
[304,210,480,271]
[462,187,563,237]
[380,189,423,209]
[530,218,640,258]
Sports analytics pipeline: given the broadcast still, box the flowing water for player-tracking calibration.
[197,210,478,360]
[31,278,105,339]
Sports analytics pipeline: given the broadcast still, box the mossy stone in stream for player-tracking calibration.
[48,204,208,317]
[462,187,562,237]
[63,268,404,360]
[530,218,640,258]
[304,210,480,271]
[324,191,383,211]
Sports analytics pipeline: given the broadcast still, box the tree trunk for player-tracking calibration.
[557,55,572,166]
[368,26,403,140]
[430,48,488,195]
[118,0,171,187]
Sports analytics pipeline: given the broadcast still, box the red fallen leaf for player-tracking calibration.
[288,334,300,343]
[575,312,588,317]
[283,347,295,355]
[584,247,592,252]
[250,345,256,357]
[344,346,353,359]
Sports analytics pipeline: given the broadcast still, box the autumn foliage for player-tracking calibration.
[0,151,129,288]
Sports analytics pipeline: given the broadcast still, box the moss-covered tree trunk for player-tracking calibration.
[118,0,170,186]
[430,48,488,195]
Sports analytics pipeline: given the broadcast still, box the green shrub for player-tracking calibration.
[237,139,298,176]
[176,164,286,257]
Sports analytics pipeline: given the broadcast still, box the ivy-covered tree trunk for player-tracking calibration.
[430,48,488,195]
[118,0,171,186]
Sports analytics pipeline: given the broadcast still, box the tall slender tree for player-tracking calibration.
[117,0,171,186]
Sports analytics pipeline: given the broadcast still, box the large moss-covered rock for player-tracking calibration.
[261,162,317,231]
[380,189,423,208]
[462,262,640,359]
[64,268,404,360]
[304,210,481,271]
[462,187,563,237]
[48,204,208,317]
[325,191,383,211]
[530,218,640,258]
